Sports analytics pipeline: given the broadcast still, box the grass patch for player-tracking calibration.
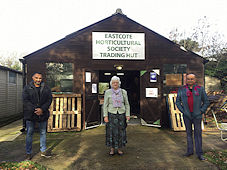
[204,150,227,170]
[0,161,47,170]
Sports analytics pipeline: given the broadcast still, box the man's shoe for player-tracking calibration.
[25,154,32,160]
[41,151,52,158]
[20,128,25,132]
[183,153,193,157]
[198,155,206,161]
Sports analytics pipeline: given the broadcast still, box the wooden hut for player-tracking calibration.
[22,9,206,131]
[0,66,23,126]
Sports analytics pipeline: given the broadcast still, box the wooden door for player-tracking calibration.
[140,69,162,127]
[84,70,101,129]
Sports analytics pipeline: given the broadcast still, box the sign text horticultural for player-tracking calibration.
[92,32,145,60]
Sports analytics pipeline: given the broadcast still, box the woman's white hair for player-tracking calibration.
[110,76,121,87]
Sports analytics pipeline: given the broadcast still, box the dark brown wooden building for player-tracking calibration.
[22,9,206,130]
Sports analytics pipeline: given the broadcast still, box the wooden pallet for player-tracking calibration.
[48,94,82,132]
[168,94,186,131]
[168,94,204,131]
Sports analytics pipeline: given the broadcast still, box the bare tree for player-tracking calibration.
[169,17,227,92]
[0,51,26,71]
[169,28,201,53]
[191,16,211,57]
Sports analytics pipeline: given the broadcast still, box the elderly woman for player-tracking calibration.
[103,76,130,156]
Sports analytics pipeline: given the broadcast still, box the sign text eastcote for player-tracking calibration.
[92,32,145,60]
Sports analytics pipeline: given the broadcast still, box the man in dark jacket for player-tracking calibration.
[176,73,209,161]
[23,72,52,160]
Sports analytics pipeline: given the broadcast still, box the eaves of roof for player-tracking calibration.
[0,65,22,74]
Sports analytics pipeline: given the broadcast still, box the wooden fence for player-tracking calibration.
[48,94,82,132]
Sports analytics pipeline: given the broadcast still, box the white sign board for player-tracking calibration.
[92,84,97,93]
[146,88,158,98]
[92,32,145,60]
[85,72,91,82]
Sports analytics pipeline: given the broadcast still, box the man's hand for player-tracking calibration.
[35,108,43,116]
[126,116,130,121]
[104,116,109,123]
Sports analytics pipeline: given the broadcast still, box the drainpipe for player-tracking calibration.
[82,68,86,130]
[19,59,27,88]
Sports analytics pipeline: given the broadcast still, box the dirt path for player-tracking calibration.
[1,124,226,170]
[0,119,22,142]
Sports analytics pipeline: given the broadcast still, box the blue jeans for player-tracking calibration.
[26,120,47,154]
[183,115,203,156]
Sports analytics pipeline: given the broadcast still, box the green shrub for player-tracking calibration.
[0,161,47,170]
[204,150,227,170]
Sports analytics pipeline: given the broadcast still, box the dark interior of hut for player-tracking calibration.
[99,70,140,117]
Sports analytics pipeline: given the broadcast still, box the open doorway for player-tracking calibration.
[99,70,140,121]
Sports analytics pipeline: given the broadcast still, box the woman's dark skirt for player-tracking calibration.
[106,112,127,149]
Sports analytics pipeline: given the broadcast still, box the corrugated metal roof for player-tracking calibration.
[0,65,22,74]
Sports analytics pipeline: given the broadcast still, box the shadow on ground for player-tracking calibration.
[0,125,226,170]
